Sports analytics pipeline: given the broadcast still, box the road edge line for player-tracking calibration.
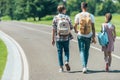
[0,31,29,80]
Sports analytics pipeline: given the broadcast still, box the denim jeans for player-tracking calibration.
[77,36,91,68]
[56,40,69,66]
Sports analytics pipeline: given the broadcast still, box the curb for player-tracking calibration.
[0,31,29,80]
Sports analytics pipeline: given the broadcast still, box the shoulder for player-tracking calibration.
[90,14,94,18]
[65,15,70,19]
[111,24,115,29]
[87,12,95,23]
[88,13,94,19]
[53,15,58,20]
[75,13,81,18]
[111,23,115,27]
[65,14,70,17]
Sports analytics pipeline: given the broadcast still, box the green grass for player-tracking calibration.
[0,39,7,79]
[1,16,11,21]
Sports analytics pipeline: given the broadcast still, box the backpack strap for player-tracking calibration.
[102,23,108,33]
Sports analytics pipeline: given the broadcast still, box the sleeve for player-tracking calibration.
[52,16,57,30]
[74,14,79,24]
[90,14,95,23]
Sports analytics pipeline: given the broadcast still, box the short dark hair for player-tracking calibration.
[81,2,88,9]
[57,5,66,13]
[105,13,112,23]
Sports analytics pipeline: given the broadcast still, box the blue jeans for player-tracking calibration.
[56,40,69,66]
[77,36,91,68]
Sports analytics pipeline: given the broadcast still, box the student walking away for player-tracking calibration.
[101,13,116,72]
[74,2,96,73]
[52,5,73,72]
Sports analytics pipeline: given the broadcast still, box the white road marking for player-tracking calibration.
[0,31,29,80]
[0,31,22,80]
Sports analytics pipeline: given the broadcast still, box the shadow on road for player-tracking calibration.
[68,71,82,73]
[87,70,120,74]
[64,70,120,74]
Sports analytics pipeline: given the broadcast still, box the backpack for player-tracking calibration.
[98,24,109,46]
[57,15,70,36]
[79,13,92,34]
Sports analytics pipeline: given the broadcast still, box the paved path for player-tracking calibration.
[0,21,120,80]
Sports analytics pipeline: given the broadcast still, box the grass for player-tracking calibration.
[0,39,7,79]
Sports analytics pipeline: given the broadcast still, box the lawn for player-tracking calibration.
[22,14,120,36]
[0,39,7,79]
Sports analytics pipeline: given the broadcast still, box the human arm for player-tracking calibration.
[113,25,116,42]
[52,29,55,46]
[91,23,96,44]
[74,14,79,33]
[91,14,96,44]
[74,23,78,33]
[52,17,57,46]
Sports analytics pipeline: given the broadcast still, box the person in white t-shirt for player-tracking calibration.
[74,2,96,73]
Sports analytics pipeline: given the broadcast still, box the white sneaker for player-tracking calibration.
[59,68,63,72]
[82,67,87,73]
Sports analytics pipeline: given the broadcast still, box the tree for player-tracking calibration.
[96,0,117,15]
[14,0,28,20]
[33,0,57,21]
[67,0,84,15]
[86,0,96,14]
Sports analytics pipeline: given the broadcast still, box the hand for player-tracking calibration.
[91,37,96,44]
[75,30,78,33]
[52,40,55,46]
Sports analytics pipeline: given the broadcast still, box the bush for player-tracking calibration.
[1,16,11,20]
[41,15,54,21]
[70,11,79,16]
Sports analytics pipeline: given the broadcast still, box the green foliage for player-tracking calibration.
[1,16,11,20]
[41,15,54,21]
[70,11,79,16]
[86,0,96,14]
[67,0,83,13]
[96,0,117,15]
[0,39,7,78]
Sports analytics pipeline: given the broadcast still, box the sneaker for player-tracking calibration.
[65,62,70,71]
[105,63,109,72]
[82,67,87,73]
[59,67,64,72]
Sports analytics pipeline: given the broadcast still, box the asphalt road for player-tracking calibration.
[0,21,120,80]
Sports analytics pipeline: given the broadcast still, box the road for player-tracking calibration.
[0,21,120,80]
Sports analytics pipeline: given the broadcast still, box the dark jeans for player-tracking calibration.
[56,40,69,66]
[77,36,91,67]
